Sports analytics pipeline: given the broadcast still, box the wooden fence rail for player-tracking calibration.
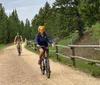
[27,42,100,67]
[49,45,100,67]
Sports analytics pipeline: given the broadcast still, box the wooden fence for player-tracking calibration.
[27,42,100,67]
[54,45,100,67]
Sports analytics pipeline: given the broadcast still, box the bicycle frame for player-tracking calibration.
[40,46,50,78]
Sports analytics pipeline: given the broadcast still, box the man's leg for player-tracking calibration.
[20,44,22,52]
[16,45,18,51]
[46,47,49,57]
[16,44,19,55]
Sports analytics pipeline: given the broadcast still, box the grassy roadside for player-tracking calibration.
[0,43,14,50]
[0,44,7,50]
[25,32,100,77]
[56,39,100,77]
[25,44,100,78]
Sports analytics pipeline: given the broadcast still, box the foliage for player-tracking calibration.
[25,44,100,77]
[91,22,100,40]
[1,0,100,43]
[0,4,33,44]
[32,0,100,40]
[0,44,5,49]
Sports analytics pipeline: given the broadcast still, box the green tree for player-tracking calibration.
[78,0,100,27]
[0,3,33,44]
[0,4,8,44]
[24,19,33,40]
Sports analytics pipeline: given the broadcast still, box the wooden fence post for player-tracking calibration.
[71,47,76,67]
[56,46,59,60]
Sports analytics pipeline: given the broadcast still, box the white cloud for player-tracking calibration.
[6,4,43,14]
[6,4,43,22]
[2,0,55,22]
[9,0,24,4]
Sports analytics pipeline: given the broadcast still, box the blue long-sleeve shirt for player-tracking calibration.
[34,32,52,47]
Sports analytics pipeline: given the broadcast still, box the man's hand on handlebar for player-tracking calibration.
[36,43,55,48]
[14,42,16,44]
[51,43,55,47]
[37,45,41,48]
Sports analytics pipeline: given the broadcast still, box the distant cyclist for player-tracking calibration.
[34,26,54,65]
[14,33,23,55]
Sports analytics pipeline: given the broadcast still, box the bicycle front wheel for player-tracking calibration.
[45,59,50,78]
[17,46,21,56]
[41,60,45,75]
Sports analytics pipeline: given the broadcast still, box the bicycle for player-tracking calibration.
[40,46,51,78]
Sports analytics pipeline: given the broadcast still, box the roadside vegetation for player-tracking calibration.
[25,38,100,77]
[1,0,100,77]
[0,44,6,50]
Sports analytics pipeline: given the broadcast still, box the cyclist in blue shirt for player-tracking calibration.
[34,26,54,65]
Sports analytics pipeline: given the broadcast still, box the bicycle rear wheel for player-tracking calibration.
[18,46,21,56]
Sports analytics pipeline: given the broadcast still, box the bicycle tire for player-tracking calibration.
[40,59,45,75]
[18,46,21,56]
[45,59,50,78]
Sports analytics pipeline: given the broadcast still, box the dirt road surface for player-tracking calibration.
[0,45,99,85]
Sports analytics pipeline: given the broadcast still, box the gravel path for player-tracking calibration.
[0,45,99,85]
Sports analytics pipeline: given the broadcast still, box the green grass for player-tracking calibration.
[58,39,100,77]
[49,32,78,51]
[49,52,100,77]
[58,32,78,45]
[0,44,6,50]
[0,43,14,50]
[91,22,100,40]
[49,48,100,77]
[25,45,39,54]
[25,44,100,77]
[76,59,100,77]
[25,32,100,77]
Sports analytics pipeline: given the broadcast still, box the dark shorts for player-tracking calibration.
[38,47,49,57]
